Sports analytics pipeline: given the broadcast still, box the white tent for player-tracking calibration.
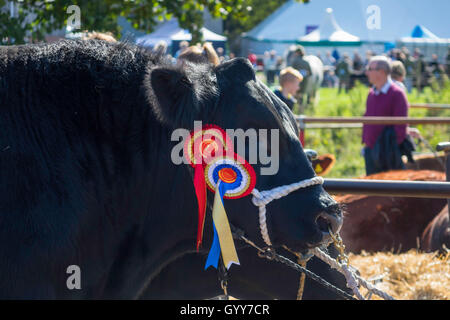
[293,8,375,64]
[135,19,181,48]
[399,25,449,43]
[299,8,360,44]
[241,3,384,57]
[397,25,450,63]
[171,27,226,42]
[136,19,226,55]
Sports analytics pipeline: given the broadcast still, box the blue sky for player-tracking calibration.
[248,0,450,42]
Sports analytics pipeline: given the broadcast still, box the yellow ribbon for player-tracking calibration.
[212,180,240,269]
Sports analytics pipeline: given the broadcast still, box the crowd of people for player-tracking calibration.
[165,40,235,66]
[70,31,450,99]
[254,47,431,176]
[136,38,449,104]
[87,33,446,179]
[249,46,450,95]
[167,40,436,177]
[245,45,449,176]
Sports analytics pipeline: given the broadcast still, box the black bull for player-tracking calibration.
[141,244,350,300]
[0,40,342,298]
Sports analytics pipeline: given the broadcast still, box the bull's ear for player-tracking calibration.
[147,67,199,129]
[216,57,256,83]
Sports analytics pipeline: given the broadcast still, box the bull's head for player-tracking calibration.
[147,58,342,257]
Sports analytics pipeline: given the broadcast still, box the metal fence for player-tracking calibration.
[323,179,450,199]
[296,116,450,146]
[296,117,450,200]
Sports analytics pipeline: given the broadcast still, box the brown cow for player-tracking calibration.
[421,205,450,253]
[312,154,336,176]
[335,170,447,253]
[405,154,446,172]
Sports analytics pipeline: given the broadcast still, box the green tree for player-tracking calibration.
[0,0,246,44]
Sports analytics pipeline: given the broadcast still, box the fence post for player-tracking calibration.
[436,142,450,214]
[298,115,305,147]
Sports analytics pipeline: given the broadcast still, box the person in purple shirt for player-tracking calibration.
[362,56,412,175]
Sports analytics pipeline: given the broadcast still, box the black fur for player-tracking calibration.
[141,244,352,300]
[0,40,341,298]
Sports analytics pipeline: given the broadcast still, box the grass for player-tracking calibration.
[258,72,450,178]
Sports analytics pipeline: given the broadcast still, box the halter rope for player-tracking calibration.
[312,247,395,300]
[240,175,396,300]
[251,176,325,246]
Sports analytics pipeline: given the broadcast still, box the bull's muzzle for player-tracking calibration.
[315,206,343,244]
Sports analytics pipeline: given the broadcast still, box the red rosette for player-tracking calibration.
[183,124,234,167]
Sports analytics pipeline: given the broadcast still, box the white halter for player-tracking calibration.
[251,176,324,246]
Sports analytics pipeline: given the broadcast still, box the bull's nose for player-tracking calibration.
[315,210,343,243]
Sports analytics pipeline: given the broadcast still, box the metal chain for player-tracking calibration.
[312,247,395,300]
[230,225,394,300]
[236,233,356,300]
[218,258,230,300]
[325,229,394,300]
[220,280,229,299]
[328,227,349,265]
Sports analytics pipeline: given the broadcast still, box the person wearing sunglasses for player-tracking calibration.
[361,55,414,175]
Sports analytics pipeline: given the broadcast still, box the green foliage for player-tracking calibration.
[0,0,247,44]
[0,0,311,46]
[224,0,287,52]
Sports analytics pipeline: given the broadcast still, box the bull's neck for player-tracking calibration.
[101,133,200,298]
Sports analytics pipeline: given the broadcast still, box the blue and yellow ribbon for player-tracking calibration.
[205,178,240,270]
